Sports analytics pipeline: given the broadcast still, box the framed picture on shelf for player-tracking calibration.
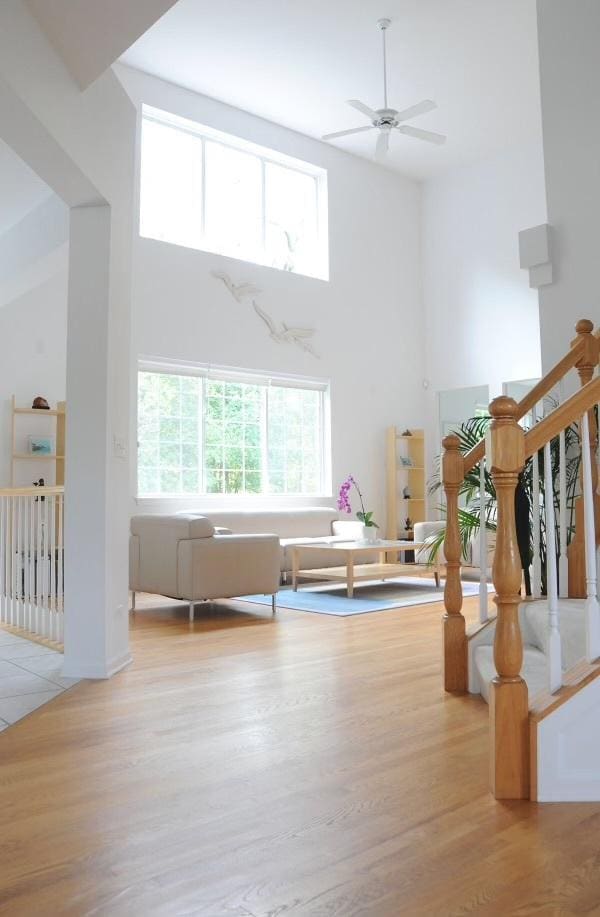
[28,435,54,456]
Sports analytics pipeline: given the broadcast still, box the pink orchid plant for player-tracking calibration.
[337,475,379,529]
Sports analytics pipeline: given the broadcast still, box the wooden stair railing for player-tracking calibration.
[442,320,600,799]
[568,320,600,597]
[442,433,467,692]
[442,319,599,694]
[488,396,529,798]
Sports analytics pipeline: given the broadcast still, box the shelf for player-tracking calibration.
[396,434,424,441]
[13,407,62,416]
[401,497,425,502]
[13,453,64,461]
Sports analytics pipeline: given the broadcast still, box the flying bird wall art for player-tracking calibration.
[211,270,319,358]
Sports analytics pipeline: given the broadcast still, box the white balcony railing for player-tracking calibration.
[0,486,64,645]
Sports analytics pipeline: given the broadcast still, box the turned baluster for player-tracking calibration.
[488,396,529,799]
[442,434,467,692]
[568,319,600,597]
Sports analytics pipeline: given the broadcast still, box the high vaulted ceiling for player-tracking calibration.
[121,0,543,180]
[26,0,179,89]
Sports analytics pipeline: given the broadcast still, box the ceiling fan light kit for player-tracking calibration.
[322,18,446,158]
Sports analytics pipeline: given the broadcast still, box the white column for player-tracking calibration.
[62,205,131,678]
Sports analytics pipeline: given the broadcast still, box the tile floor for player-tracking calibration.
[0,627,78,730]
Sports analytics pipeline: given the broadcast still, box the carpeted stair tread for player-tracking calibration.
[473,644,548,705]
[520,598,586,670]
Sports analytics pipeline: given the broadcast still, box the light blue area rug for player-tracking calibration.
[240,577,490,617]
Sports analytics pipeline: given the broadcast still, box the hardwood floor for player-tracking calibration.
[1,595,600,916]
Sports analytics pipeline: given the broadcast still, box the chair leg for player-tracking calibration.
[189,601,195,622]
[130,591,136,612]
[272,594,277,615]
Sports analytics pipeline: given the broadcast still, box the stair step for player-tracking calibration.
[520,598,586,670]
[473,644,548,704]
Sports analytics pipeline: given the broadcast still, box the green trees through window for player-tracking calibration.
[138,370,327,496]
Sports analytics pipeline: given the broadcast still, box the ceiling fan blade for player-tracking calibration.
[396,125,446,145]
[347,99,378,121]
[322,125,375,140]
[394,99,437,123]
[375,130,390,159]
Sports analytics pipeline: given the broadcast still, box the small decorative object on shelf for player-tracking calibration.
[404,516,413,532]
[337,474,379,542]
[28,435,54,456]
[386,426,425,539]
[32,396,50,410]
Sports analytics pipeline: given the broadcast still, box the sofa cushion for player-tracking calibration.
[193,507,339,539]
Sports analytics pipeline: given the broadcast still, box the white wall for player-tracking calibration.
[421,142,547,485]
[0,0,138,678]
[117,66,426,527]
[0,193,68,487]
[536,0,600,372]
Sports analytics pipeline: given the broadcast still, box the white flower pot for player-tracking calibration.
[362,525,378,543]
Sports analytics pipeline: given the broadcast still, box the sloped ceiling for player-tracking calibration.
[122,0,542,180]
[26,0,179,89]
[0,138,52,237]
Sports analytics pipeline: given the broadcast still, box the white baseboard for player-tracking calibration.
[62,651,132,680]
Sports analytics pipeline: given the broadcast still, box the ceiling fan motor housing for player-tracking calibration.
[374,108,398,128]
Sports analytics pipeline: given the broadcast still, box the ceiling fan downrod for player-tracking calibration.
[378,18,392,111]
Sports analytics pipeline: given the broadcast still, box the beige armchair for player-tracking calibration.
[129,514,280,620]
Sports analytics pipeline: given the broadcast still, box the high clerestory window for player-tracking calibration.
[137,363,331,497]
[139,105,329,280]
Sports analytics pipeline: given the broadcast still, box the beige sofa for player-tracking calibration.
[191,507,366,575]
[129,513,280,619]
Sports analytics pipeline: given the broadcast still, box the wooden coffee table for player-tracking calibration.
[290,539,442,599]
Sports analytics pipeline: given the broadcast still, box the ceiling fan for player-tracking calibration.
[322,18,446,158]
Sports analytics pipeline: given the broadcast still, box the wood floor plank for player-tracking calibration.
[0,594,599,916]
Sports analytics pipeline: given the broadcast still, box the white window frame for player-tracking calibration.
[140,104,329,281]
[136,358,332,499]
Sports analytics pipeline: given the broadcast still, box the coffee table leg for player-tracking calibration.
[292,549,299,591]
[347,555,354,598]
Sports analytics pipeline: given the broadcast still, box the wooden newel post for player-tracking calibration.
[488,396,529,799]
[569,319,600,598]
[442,434,467,692]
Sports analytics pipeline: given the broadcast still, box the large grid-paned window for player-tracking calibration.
[140,105,329,280]
[137,366,329,497]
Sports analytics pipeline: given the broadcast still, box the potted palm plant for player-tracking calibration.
[427,413,581,595]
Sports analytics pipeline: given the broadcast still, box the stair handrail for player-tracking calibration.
[463,331,589,475]
[524,375,600,457]
[0,485,64,497]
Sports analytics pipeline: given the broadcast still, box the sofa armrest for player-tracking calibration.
[177,534,281,600]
